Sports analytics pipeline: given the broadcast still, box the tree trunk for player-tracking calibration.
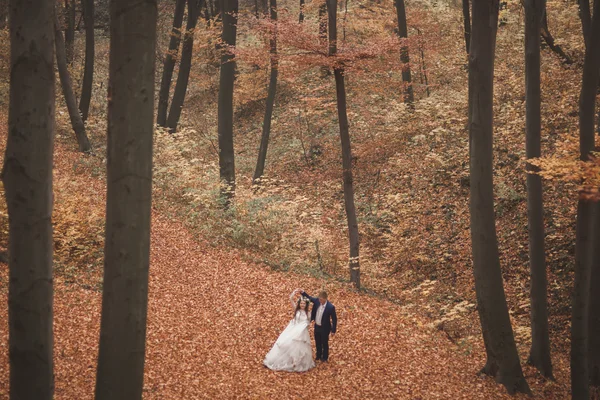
[299,0,304,22]
[3,0,55,397]
[469,0,531,394]
[55,13,92,152]
[462,0,470,53]
[579,0,592,47]
[166,0,201,133]
[253,0,277,183]
[0,0,7,29]
[65,0,76,65]
[94,0,156,398]
[319,0,327,47]
[571,1,600,397]
[395,0,414,106]
[79,0,94,121]
[215,0,221,20]
[540,8,573,64]
[157,0,186,127]
[327,0,360,288]
[590,203,600,387]
[524,0,553,379]
[217,0,238,204]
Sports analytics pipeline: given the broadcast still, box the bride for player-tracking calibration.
[263,289,316,372]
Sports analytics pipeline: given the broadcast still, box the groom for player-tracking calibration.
[301,289,337,362]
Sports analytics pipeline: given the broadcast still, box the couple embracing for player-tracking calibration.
[263,289,337,372]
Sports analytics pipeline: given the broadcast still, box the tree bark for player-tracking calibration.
[524,0,553,379]
[579,0,592,47]
[157,0,186,127]
[327,0,360,288]
[217,0,238,204]
[65,0,76,64]
[79,0,95,121]
[94,0,156,398]
[3,0,55,397]
[166,0,201,133]
[571,0,600,397]
[0,0,7,29]
[462,0,470,53]
[395,0,414,106]
[319,0,327,47]
[590,203,600,387]
[253,0,277,183]
[55,13,92,152]
[469,0,531,394]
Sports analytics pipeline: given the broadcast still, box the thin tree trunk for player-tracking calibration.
[79,0,94,121]
[524,0,553,379]
[217,0,238,204]
[0,0,7,29]
[299,0,304,22]
[462,0,470,53]
[327,0,360,288]
[253,0,277,182]
[3,1,55,398]
[540,8,573,64]
[579,0,592,47]
[55,13,92,152]
[157,0,186,127]
[65,0,76,64]
[166,0,200,133]
[208,0,215,18]
[394,0,414,106]
[215,0,221,20]
[319,0,327,47]
[571,0,600,397]
[94,0,156,398]
[416,27,429,97]
[469,0,531,394]
[590,203,600,387]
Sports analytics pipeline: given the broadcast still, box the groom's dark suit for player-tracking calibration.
[302,292,337,361]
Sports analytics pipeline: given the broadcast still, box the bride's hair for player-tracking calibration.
[295,298,310,316]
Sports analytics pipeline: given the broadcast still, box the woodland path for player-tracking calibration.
[0,137,545,399]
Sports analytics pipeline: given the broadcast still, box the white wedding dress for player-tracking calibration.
[263,293,316,372]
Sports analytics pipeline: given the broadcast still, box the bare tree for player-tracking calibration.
[540,8,573,64]
[94,0,157,397]
[79,0,95,121]
[524,0,553,379]
[55,12,92,152]
[253,0,278,183]
[166,0,201,133]
[157,0,186,127]
[217,0,238,204]
[571,0,600,397]
[462,0,470,53]
[0,0,7,29]
[394,0,414,105]
[2,0,55,397]
[327,0,360,288]
[65,0,76,64]
[468,0,530,394]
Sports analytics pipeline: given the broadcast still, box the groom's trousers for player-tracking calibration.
[314,325,330,361]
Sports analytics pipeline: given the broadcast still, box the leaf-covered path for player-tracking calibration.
[0,210,536,399]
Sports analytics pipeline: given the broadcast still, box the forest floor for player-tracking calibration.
[0,133,572,399]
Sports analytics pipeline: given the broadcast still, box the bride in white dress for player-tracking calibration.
[263,289,316,372]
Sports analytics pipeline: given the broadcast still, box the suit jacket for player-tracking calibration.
[302,292,337,334]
